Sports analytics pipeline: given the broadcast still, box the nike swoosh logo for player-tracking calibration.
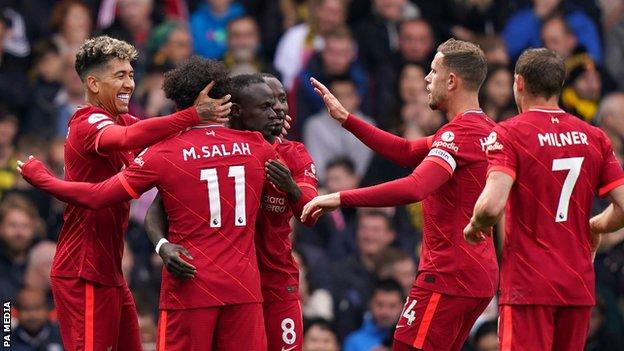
[395,325,407,329]
[281,345,297,351]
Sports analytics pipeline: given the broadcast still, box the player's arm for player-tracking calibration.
[97,82,232,153]
[144,194,196,279]
[464,171,514,245]
[17,157,133,209]
[590,185,624,234]
[301,159,450,221]
[310,77,430,168]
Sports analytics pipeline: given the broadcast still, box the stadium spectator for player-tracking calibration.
[303,318,340,351]
[561,53,601,122]
[472,319,498,351]
[190,0,245,59]
[541,15,580,60]
[147,21,193,69]
[274,0,347,91]
[0,109,18,197]
[479,64,515,122]
[304,79,373,181]
[224,16,275,76]
[374,19,436,125]
[295,26,370,131]
[597,93,624,152]
[502,0,602,63]
[23,40,64,141]
[50,0,93,56]
[374,248,417,296]
[330,209,396,340]
[343,279,404,351]
[477,35,510,66]
[604,9,624,90]
[354,0,420,70]
[11,288,63,351]
[23,240,56,295]
[295,250,334,321]
[55,55,85,139]
[0,195,40,301]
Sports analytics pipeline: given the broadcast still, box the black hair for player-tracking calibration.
[372,278,404,299]
[162,56,232,109]
[325,156,356,175]
[230,73,268,104]
[303,318,338,336]
[473,320,498,344]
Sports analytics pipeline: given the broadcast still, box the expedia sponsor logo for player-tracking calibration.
[480,132,503,152]
[431,140,459,153]
[262,195,287,213]
[441,131,455,142]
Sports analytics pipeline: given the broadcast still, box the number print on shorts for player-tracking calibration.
[401,298,417,326]
[281,318,296,345]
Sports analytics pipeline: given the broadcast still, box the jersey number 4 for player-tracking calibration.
[200,166,246,228]
[552,157,584,223]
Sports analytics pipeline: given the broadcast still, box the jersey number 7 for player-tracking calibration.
[552,157,584,223]
[200,166,246,228]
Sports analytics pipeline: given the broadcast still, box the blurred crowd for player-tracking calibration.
[0,0,624,350]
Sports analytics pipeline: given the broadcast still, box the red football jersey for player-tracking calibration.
[414,110,499,298]
[118,125,277,309]
[487,108,624,306]
[256,138,317,302]
[52,106,138,286]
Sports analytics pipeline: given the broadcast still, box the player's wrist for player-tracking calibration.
[155,238,169,254]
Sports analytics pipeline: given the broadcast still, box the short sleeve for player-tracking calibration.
[485,125,518,180]
[423,125,463,175]
[77,112,116,154]
[118,147,161,199]
[291,143,318,191]
[597,131,624,196]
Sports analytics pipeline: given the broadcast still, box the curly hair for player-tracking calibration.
[75,36,138,80]
[162,56,231,109]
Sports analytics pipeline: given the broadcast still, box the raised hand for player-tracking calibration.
[280,114,292,137]
[159,242,197,279]
[310,77,349,123]
[194,81,232,124]
[301,192,341,222]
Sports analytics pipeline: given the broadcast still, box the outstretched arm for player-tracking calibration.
[310,77,431,168]
[301,160,450,221]
[464,171,514,245]
[145,194,196,278]
[18,157,132,209]
[98,82,232,153]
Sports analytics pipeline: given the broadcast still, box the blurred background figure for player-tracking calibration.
[303,318,341,351]
[479,64,515,122]
[374,248,417,296]
[50,0,93,57]
[190,0,245,59]
[224,16,276,76]
[343,279,404,351]
[471,319,498,351]
[12,288,62,351]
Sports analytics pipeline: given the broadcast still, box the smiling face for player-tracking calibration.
[88,58,135,115]
[424,52,449,112]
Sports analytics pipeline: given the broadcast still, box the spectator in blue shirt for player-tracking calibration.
[190,0,245,59]
[343,279,404,351]
[502,0,602,64]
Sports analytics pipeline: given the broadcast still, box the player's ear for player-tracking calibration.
[86,74,99,94]
[230,103,241,119]
[515,74,524,93]
[447,72,457,91]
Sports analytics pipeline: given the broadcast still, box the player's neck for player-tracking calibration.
[446,92,481,121]
[519,95,560,113]
[85,94,120,120]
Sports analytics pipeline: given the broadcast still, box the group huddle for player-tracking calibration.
[16,34,624,351]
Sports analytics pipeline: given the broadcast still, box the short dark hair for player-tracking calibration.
[473,319,498,344]
[162,56,231,109]
[325,156,355,175]
[375,247,412,275]
[303,318,337,335]
[437,38,487,91]
[230,74,268,105]
[358,209,394,232]
[372,278,404,299]
[515,48,565,99]
[75,36,137,81]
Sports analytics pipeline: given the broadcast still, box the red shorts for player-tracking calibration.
[156,303,267,351]
[498,304,591,351]
[50,276,141,351]
[393,287,491,351]
[263,300,303,351]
